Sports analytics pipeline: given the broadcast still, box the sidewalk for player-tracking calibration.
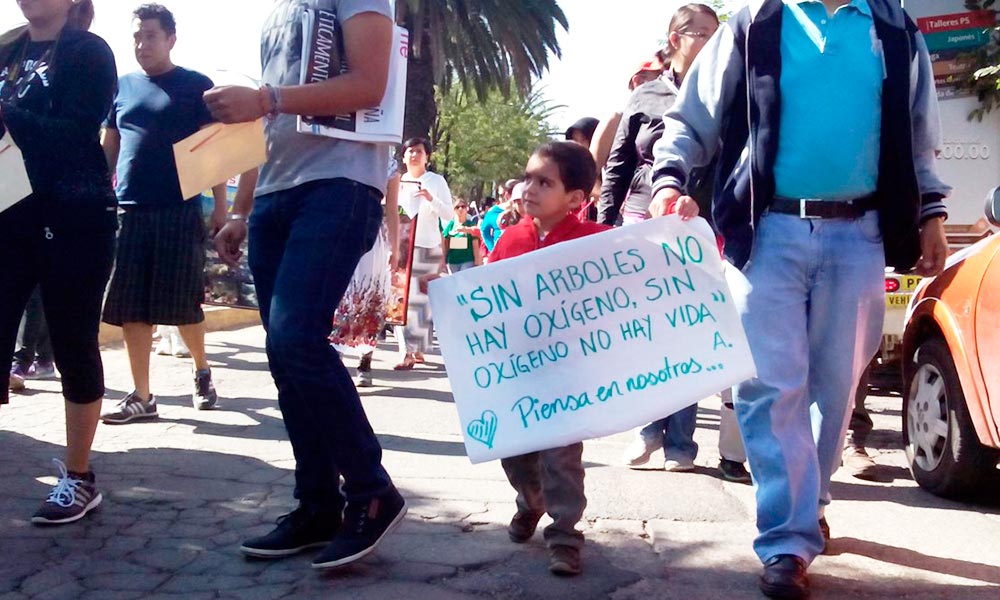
[1,325,999,599]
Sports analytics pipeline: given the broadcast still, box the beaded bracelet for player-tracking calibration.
[260,84,282,120]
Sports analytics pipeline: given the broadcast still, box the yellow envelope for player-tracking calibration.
[173,119,267,200]
[0,131,32,214]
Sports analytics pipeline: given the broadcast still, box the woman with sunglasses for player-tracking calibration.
[0,0,117,524]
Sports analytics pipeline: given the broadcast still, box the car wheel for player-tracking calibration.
[903,338,1000,499]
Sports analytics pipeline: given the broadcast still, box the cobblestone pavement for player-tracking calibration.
[2,325,999,599]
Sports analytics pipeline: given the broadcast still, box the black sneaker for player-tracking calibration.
[101,391,157,424]
[193,369,218,410]
[719,459,752,484]
[311,487,406,569]
[759,554,809,599]
[31,459,102,525]
[240,506,342,558]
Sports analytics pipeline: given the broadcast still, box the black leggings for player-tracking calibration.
[1,217,115,405]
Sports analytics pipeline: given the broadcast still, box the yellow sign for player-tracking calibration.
[886,293,911,308]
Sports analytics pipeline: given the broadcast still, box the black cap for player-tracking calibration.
[564,117,600,144]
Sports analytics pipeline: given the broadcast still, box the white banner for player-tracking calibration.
[429,217,756,463]
[0,132,32,214]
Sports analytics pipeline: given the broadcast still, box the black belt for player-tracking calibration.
[770,195,877,219]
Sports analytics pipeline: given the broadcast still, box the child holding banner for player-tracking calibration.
[491,141,609,576]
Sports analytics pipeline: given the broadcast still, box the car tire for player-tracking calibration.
[903,338,1000,499]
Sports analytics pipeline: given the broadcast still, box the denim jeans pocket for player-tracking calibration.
[856,212,883,244]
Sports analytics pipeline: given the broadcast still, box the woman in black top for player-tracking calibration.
[0,0,118,525]
[601,4,750,479]
[597,4,720,227]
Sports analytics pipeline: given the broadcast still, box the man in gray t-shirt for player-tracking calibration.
[206,0,406,571]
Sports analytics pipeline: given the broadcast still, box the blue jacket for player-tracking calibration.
[651,0,951,270]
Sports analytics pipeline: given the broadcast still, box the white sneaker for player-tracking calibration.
[355,369,373,388]
[154,337,173,356]
[663,458,696,472]
[622,433,662,468]
[170,331,191,358]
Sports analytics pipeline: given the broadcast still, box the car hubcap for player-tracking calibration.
[907,363,950,472]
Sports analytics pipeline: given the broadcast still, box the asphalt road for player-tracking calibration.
[1,325,998,599]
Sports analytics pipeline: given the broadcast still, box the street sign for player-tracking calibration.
[904,0,1000,225]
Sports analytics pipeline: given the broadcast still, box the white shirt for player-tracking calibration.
[401,170,454,248]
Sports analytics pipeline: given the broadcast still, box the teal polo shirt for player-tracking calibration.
[773,0,884,200]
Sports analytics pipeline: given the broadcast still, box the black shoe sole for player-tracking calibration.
[549,561,581,576]
[100,413,159,425]
[759,578,810,599]
[240,540,329,558]
[311,502,407,569]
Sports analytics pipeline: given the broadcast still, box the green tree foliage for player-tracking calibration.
[432,86,559,200]
[964,0,1000,120]
[396,0,568,140]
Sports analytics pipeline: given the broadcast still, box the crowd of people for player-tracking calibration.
[0,1,952,599]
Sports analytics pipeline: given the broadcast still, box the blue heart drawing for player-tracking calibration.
[466,410,498,449]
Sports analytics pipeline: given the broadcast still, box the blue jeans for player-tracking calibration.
[640,404,699,462]
[733,211,884,565]
[249,179,393,509]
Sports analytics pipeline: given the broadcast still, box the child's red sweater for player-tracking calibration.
[490,214,611,261]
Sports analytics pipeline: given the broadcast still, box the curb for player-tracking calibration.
[98,305,261,347]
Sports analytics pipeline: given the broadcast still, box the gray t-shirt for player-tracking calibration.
[256,0,392,197]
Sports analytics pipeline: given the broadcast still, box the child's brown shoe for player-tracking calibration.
[548,545,581,576]
[508,511,543,543]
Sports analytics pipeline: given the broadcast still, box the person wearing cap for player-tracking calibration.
[497,181,525,230]
[590,57,665,176]
[564,117,601,219]
[564,117,599,147]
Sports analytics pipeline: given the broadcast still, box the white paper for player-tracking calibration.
[297,16,409,144]
[429,217,757,463]
[398,179,423,218]
[449,235,469,250]
[173,120,266,201]
[0,132,33,213]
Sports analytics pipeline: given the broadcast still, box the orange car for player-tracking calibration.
[902,189,1000,499]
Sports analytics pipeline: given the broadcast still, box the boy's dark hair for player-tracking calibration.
[133,3,177,36]
[533,141,597,195]
[402,137,432,154]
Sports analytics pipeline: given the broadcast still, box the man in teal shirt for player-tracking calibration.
[649,1,950,597]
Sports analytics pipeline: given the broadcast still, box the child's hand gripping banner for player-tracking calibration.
[428,216,756,463]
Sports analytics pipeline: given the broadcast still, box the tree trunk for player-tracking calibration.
[403,30,437,144]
